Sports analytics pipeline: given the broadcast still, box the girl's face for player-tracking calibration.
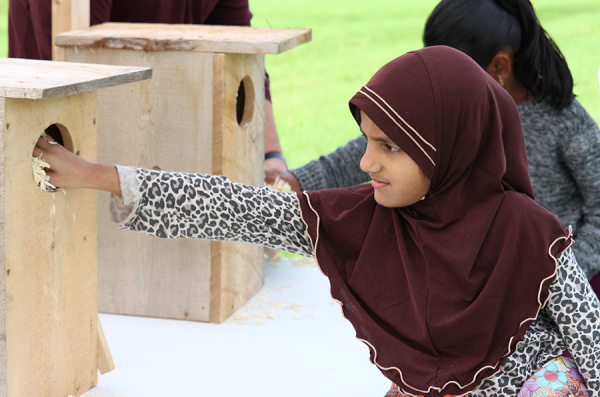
[359,111,431,208]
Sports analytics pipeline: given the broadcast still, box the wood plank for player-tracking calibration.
[96,314,115,375]
[0,92,98,396]
[210,53,265,323]
[0,98,7,397]
[0,58,151,100]
[57,23,312,55]
[64,47,214,321]
[52,0,90,61]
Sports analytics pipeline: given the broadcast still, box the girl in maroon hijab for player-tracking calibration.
[34,46,600,396]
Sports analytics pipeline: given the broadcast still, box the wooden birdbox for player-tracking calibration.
[55,23,311,324]
[0,58,151,397]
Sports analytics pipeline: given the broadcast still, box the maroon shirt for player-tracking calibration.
[9,0,252,60]
[9,0,271,99]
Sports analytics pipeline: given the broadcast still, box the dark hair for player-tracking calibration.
[423,0,574,110]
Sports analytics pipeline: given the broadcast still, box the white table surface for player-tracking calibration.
[82,256,391,397]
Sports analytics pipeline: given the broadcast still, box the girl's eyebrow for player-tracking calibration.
[360,128,397,146]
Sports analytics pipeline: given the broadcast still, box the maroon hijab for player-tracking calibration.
[297,46,572,396]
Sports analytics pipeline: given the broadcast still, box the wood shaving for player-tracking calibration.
[294,312,322,320]
[266,176,293,192]
[32,132,66,194]
[32,154,58,192]
[266,309,278,320]
[284,303,305,312]
[232,283,313,325]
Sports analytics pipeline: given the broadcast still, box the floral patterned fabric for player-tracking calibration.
[385,357,588,397]
[521,357,588,397]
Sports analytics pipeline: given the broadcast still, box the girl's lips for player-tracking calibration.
[371,178,390,189]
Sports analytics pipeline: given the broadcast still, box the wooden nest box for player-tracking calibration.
[0,59,151,396]
[56,23,311,324]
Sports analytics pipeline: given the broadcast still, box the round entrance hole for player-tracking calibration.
[236,76,255,126]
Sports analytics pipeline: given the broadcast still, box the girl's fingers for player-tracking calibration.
[35,132,59,150]
[32,146,45,158]
[35,135,52,151]
[42,132,57,143]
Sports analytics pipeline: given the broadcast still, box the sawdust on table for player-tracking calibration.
[232,286,325,326]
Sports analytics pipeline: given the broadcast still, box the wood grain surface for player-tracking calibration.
[57,22,312,55]
[0,58,151,100]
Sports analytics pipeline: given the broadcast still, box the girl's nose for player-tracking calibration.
[360,143,382,174]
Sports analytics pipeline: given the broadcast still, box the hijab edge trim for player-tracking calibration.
[300,192,574,395]
[357,88,436,166]
[362,85,437,152]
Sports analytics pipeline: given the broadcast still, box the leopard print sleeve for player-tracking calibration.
[545,247,600,393]
[109,167,315,257]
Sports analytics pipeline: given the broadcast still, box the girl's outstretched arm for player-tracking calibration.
[33,135,314,257]
[112,167,314,256]
[33,135,122,196]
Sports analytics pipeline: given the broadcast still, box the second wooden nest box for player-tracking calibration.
[56,23,311,324]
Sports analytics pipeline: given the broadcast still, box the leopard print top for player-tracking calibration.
[110,166,600,396]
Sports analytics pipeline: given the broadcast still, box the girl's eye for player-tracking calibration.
[385,144,401,153]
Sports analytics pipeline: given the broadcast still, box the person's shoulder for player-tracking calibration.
[517,99,562,128]
[518,98,562,118]
[556,98,592,120]
[557,99,599,140]
[519,98,596,136]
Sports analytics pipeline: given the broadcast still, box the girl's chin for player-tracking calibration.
[373,191,398,208]
[373,190,419,208]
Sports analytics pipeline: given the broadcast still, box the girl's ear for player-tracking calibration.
[484,50,513,85]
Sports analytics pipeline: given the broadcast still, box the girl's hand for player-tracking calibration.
[33,134,93,189]
[32,134,122,195]
[264,169,302,193]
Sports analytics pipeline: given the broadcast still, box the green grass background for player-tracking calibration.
[1,0,599,169]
